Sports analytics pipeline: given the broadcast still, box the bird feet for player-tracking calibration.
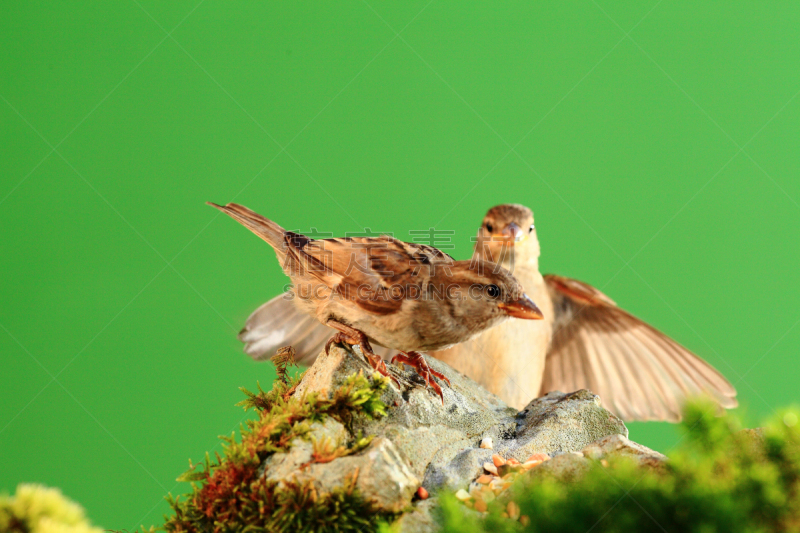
[392,351,451,403]
[325,327,399,386]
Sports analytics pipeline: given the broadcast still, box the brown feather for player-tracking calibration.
[543,274,738,421]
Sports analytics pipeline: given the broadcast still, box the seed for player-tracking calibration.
[526,453,550,463]
[507,501,521,520]
[520,515,530,526]
[507,457,520,465]
[601,459,609,467]
[455,489,471,501]
[492,454,506,467]
[474,499,488,513]
[483,462,499,475]
[480,437,493,449]
[417,487,429,500]
[476,474,493,484]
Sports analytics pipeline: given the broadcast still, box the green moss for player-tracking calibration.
[439,398,800,533]
[160,356,392,533]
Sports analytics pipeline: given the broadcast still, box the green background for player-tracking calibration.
[2,0,799,528]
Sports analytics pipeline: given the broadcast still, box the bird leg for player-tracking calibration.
[391,351,451,403]
[325,320,399,385]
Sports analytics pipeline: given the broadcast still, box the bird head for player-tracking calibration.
[473,203,540,270]
[441,260,544,330]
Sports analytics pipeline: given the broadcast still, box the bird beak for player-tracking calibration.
[498,294,544,320]
[501,222,526,245]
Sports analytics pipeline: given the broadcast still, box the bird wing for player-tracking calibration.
[239,292,393,363]
[288,234,455,316]
[239,293,334,363]
[541,274,738,422]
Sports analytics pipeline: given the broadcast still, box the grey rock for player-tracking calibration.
[263,419,347,484]
[423,447,495,494]
[265,344,666,530]
[296,345,517,483]
[528,452,592,482]
[266,435,419,514]
[496,390,628,461]
[262,438,312,483]
[525,434,668,484]
[305,437,419,513]
[582,434,667,470]
[393,498,441,533]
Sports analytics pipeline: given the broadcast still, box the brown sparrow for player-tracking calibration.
[208,202,543,400]
[239,203,738,421]
[431,204,738,421]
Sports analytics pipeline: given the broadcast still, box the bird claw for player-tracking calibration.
[369,356,401,387]
[324,333,345,355]
[392,351,449,404]
[325,331,400,387]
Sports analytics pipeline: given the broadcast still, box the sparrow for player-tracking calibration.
[238,203,738,421]
[431,204,738,421]
[208,202,544,401]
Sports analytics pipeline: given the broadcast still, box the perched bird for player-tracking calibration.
[431,204,737,421]
[240,203,738,421]
[208,202,544,400]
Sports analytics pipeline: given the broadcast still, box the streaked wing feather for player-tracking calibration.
[543,275,737,422]
[285,235,453,316]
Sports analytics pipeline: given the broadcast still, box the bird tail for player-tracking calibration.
[207,202,287,253]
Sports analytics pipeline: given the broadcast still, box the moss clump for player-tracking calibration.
[0,484,103,533]
[162,356,391,533]
[439,399,800,533]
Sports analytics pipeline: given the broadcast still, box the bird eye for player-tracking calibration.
[487,284,500,298]
[529,224,535,233]
[486,223,493,233]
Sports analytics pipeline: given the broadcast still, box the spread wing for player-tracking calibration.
[287,234,454,315]
[541,275,738,422]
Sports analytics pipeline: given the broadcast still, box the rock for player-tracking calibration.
[527,452,591,482]
[296,344,517,487]
[305,437,419,513]
[263,419,347,483]
[521,434,667,485]
[264,344,660,530]
[393,498,440,533]
[582,434,667,470]
[267,435,419,514]
[495,390,628,461]
[424,447,495,493]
